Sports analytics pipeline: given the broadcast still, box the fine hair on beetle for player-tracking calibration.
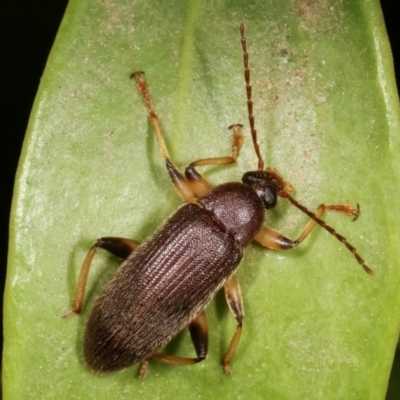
[65,23,372,377]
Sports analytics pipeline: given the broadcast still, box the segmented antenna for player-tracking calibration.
[240,23,264,171]
[279,191,373,275]
[239,25,372,276]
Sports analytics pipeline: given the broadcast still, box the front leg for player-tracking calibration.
[255,203,360,250]
[254,202,372,274]
[184,124,244,198]
[133,72,245,201]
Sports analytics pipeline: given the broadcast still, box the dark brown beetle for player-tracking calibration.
[65,24,372,376]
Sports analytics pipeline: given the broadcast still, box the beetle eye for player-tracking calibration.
[263,188,277,209]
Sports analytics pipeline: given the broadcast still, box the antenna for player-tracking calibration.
[240,23,264,171]
[279,191,373,275]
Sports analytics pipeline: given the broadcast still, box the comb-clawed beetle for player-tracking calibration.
[65,24,372,377]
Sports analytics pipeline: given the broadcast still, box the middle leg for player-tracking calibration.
[222,273,244,374]
[64,237,141,317]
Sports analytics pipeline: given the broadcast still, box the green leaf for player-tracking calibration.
[4,0,400,399]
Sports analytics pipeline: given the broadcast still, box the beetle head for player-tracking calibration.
[242,167,293,209]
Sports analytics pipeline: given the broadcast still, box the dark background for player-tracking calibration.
[2,1,399,395]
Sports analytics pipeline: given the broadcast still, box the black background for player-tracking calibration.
[2,0,399,395]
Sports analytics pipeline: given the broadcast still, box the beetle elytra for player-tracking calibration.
[65,24,372,377]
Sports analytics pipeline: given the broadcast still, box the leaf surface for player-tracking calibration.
[4,1,400,399]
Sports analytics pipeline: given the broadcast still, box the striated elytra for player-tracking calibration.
[65,24,372,377]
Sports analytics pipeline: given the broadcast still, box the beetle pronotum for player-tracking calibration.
[65,24,372,377]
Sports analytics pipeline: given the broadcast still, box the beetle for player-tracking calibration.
[65,24,372,377]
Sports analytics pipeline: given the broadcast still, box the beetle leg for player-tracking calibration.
[188,310,209,362]
[255,203,360,250]
[184,124,244,197]
[93,237,141,259]
[132,72,197,203]
[64,237,140,317]
[165,160,196,203]
[147,311,209,371]
[133,72,245,201]
[138,360,149,378]
[222,273,244,374]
